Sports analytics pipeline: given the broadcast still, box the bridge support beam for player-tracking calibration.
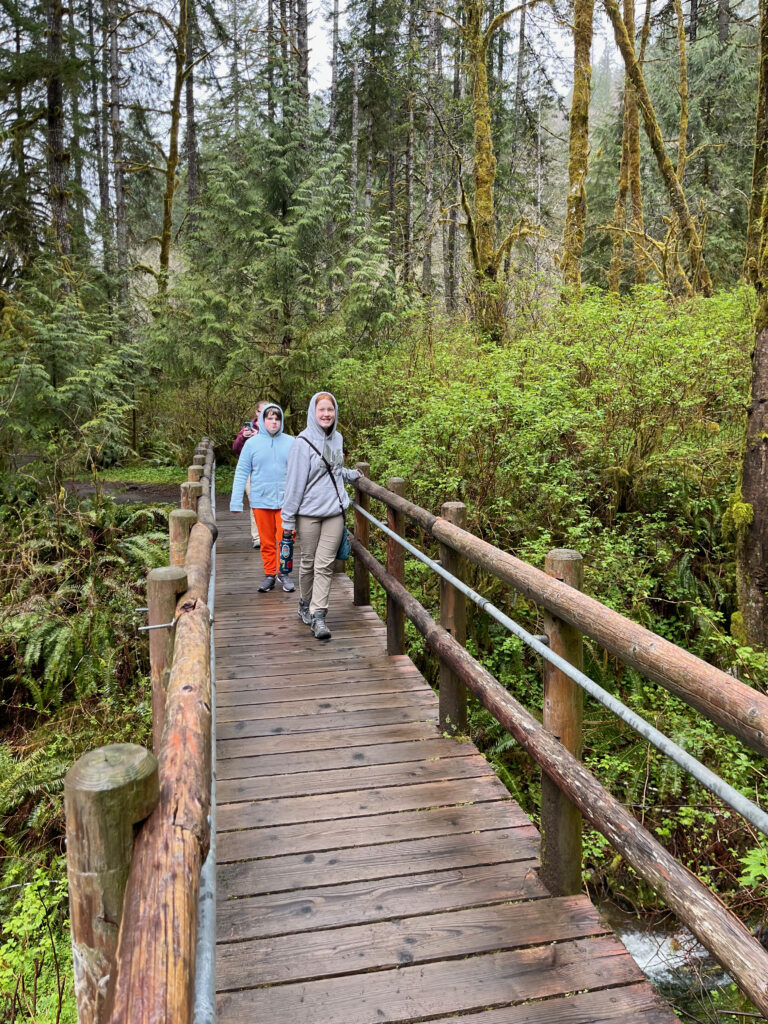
[386,478,406,656]
[439,501,467,735]
[65,744,159,1024]
[540,548,584,896]
[353,462,371,605]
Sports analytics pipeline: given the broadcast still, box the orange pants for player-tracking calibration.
[252,508,284,576]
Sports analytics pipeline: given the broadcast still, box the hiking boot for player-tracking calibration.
[252,537,261,549]
[311,611,331,640]
[297,599,312,625]
[278,574,295,593]
[257,575,276,592]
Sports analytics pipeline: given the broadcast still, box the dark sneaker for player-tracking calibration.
[278,574,295,593]
[311,611,331,640]
[257,575,276,592]
[297,599,311,625]
[252,537,261,549]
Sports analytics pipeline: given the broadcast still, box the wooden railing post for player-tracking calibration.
[169,509,197,567]
[65,744,159,1024]
[540,547,584,896]
[353,462,370,606]
[192,453,205,467]
[439,501,468,734]
[386,477,406,655]
[188,480,203,514]
[187,464,203,482]
[147,566,188,754]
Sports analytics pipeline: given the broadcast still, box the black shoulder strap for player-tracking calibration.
[300,436,345,514]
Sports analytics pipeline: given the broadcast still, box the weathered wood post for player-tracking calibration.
[353,462,371,606]
[180,481,192,509]
[147,566,188,754]
[192,452,205,467]
[169,509,197,567]
[187,480,203,514]
[187,464,203,483]
[540,548,584,896]
[65,744,159,1024]
[439,502,468,734]
[386,477,406,656]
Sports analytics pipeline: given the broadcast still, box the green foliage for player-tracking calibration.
[0,862,76,1023]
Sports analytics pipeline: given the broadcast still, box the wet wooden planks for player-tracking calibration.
[214,502,676,1024]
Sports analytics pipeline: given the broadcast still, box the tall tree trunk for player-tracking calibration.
[296,0,309,107]
[330,0,339,134]
[718,0,730,43]
[446,30,462,311]
[185,0,199,232]
[608,0,644,289]
[159,0,189,291]
[747,0,768,279]
[108,0,127,297]
[689,0,697,42]
[267,0,275,125]
[673,0,688,180]
[736,0,768,646]
[87,0,111,268]
[423,12,437,293]
[364,114,373,234]
[232,0,242,129]
[387,94,396,263]
[604,0,712,295]
[560,0,594,293]
[67,2,85,242]
[47,0,71,257]
[350,61,360,221]
[404,3,415,283]
[513,0,526,130]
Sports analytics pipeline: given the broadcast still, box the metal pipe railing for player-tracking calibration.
[352,500,768,839]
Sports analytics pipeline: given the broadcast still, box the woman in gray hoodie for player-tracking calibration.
[280,391,361,640]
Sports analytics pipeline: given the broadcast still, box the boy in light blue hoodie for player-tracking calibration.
[230,403,295,592]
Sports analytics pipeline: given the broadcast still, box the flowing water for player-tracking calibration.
[598,901,734,1011]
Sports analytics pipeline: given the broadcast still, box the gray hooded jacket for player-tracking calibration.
[280,392,360,530]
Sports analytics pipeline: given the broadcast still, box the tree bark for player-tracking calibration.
[747,0,768,280]
[350,61,360,221]
[108,0,128,295]
[737,0,768,647]
[423,13,437,293]
[67,2,85,242]
[185,0,199,232]
[87,0,111,269]
[560,0,594,293]
[690,0,698,42]
[330,0,339,134]
[296,0,309,107]
[267,0,275,125]
[159,0,189,292]
[47,0,71,257]
[603,0,712,296]
[673,0,688,180]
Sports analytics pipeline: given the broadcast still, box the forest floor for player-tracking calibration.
[66,480,179,504]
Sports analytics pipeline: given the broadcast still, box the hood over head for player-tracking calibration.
[257,402,285,437]
[306,391,338,438]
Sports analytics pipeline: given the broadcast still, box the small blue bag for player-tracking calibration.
[337,525,351,561]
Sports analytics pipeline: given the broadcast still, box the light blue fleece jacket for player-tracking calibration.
[280,392,360,530]
[230,403,294,511]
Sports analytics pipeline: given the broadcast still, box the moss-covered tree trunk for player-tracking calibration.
[604,0,712,296]
[159,0,188,292]
[561,0,594,293]
[746,0,768,280]
[736,0,768,647]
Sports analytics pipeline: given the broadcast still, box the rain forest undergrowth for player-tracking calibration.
[2,283,768,1020]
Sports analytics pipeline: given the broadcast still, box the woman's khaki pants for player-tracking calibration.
[296,514,345,616]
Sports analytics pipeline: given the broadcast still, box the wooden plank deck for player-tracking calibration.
[214,503,677,1023]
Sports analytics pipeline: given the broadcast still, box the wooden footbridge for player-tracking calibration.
[64,441,768,1024]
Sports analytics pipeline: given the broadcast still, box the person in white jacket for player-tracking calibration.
[280,391,361,639]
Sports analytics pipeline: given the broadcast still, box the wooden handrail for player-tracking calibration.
[355,475,768,755]
[351,535,768,1016]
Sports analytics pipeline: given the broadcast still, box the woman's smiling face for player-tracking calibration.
[315,398,336,430]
